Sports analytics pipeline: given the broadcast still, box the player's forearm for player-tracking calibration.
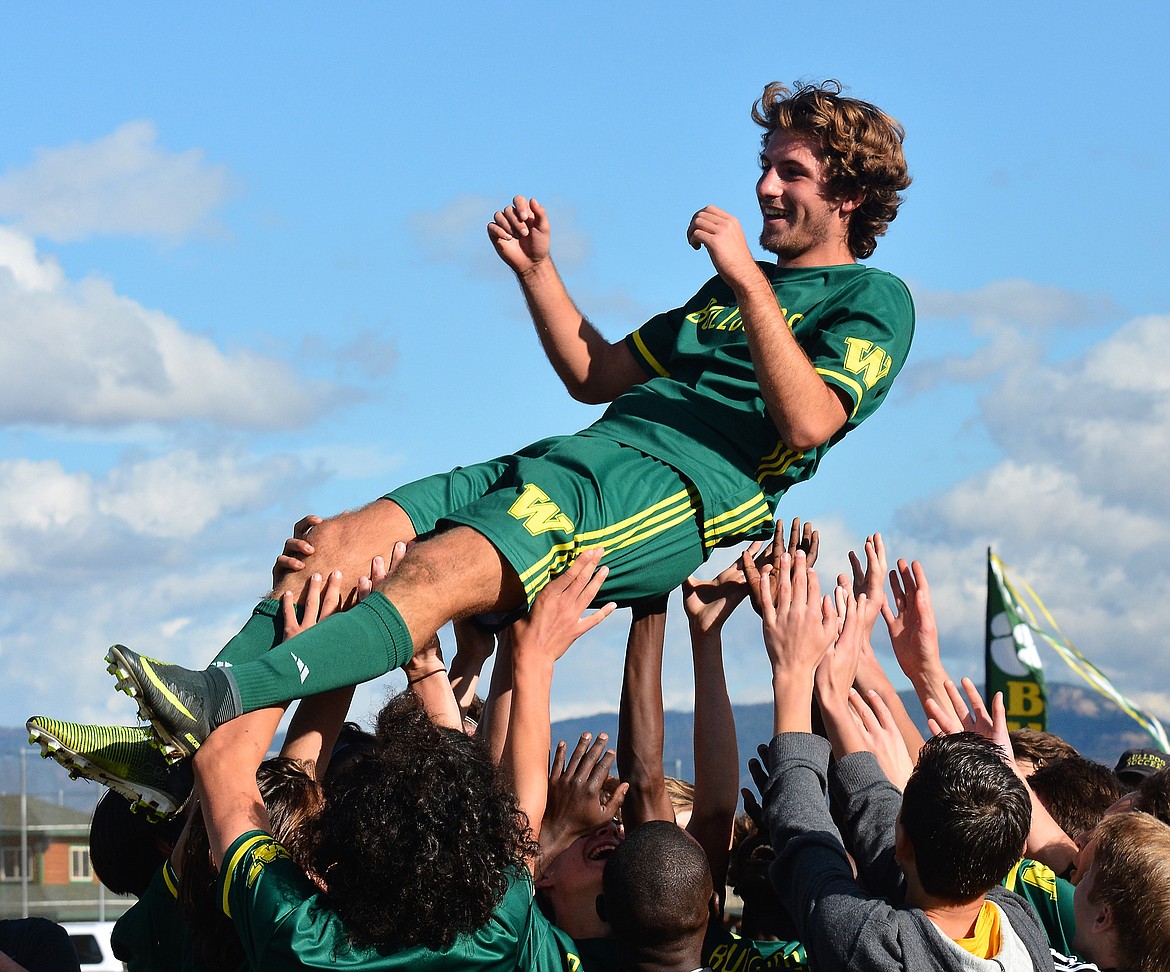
[818,693,870,761]
[478,633,514,767]
[503,649,556,837]
[618,603,674,825]
[690,631,738,889]
[855,653,925,760]
[517,259,630,404]
[280,686,357,780]
[731,275,846,451]
[193,707,285,867]
[691,632,739,820]
[772,671,817,736]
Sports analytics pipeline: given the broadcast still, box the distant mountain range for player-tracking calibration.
[1,682,1155,816]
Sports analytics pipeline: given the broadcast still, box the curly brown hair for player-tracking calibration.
[752,80,910,260]
[315,691,539,952]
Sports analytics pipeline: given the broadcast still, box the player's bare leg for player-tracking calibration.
[270,497,418,606]
[373,524,526,648]
[106,523,529,759]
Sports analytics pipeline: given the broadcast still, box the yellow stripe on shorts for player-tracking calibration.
[702,493,772,548]
[518,488,699,599]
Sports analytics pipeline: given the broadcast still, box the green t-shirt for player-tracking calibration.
[704,925,808,970]
[112,861,207,972]
[595,263,913,546]
[1002,858,1078,957]
[219,831,580,970]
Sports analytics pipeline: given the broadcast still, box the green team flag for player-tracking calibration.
[986,550,1047,730]
[985,550,1169,750]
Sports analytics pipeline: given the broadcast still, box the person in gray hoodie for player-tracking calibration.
[756,551,1053,971]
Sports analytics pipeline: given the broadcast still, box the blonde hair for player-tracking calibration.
[752,80,910,260]
[1090,812,1170,972]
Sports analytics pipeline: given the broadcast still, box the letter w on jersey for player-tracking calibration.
[843,336,892,389]
[509,483,575,536]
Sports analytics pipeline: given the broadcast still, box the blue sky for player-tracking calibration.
[2,2,1169,732]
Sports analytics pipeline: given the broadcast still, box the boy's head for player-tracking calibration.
[899,733,1030,902]
[601,821,713,966]
[1075,811,1170,972]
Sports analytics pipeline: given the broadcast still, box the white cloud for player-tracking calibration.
[0,226,336,428]
[0,121,231,242]
[0,446,321,726]
[914,279,1122,331]
[0,450,309,577]
[876,292,1170,717]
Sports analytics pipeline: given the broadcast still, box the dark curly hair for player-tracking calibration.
[315,691,538,952]
[180,756,325,971]
[752,80,910,260]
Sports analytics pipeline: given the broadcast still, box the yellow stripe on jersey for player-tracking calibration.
[756,449,803,483]
[815,367,863,419]
[163,861,179,899]
[221,833,271,918]
[631,329,670,379]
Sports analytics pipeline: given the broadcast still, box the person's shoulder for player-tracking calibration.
[845,265,913,302]
[1052,948,1100,971]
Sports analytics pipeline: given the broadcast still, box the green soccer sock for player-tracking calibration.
[225,593,415,712]
[210,599,284,668]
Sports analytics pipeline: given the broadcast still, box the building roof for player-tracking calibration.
[0,795,90,836]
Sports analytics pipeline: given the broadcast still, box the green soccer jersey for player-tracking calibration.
[704,925,808,971]
[1002,858,1078,957]
[219,831,585,971]
[111,861,208,972]
[593,263,913,547]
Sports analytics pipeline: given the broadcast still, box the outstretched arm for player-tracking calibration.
[502,550,616,873]
[489,197,646,404]
[687,208,848,450]
[193,706,287,869]
[882,557,961,727]
[846,535,926,762]
[683,547,761,897]
[616,596,675,827]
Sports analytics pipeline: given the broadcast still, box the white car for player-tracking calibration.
[61,921,125,971]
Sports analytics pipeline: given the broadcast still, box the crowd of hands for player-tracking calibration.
[190,514,1079,904]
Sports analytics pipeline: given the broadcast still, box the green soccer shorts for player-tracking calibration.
[385,432,769,606]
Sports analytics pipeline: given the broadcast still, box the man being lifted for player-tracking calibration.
[31,80,914,808]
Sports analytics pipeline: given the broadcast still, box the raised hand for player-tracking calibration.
[686,205,761,288]
[538,732,628,872]
[271,514,323,588]
[488,196,551,275]
[280,569,346,640]
[682,542,762,634]
[924,677,1013,760]
[760,551,838,679]
[510,548,615,664]
[846,533,888,640]
[355,541,406,602]
[814,586,867,709]
[881,558,942,679]
[848,688,915,791]
[743,518,819,615]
